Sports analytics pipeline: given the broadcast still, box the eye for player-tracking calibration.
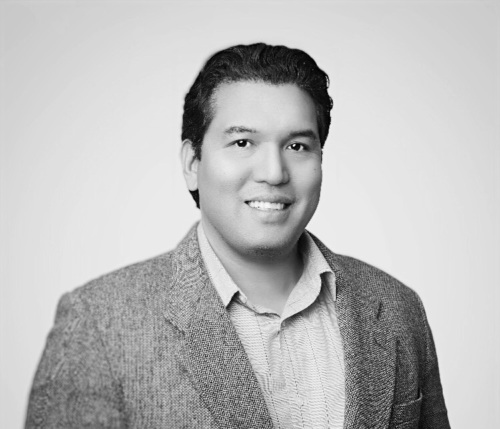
[288,142,306,151]
[232,139,251,148]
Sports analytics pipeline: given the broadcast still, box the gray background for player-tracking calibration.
[1,0,498,427]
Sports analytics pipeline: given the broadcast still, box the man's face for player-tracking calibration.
[184,81,322,259]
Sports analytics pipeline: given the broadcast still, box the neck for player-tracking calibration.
[202,222,304,315]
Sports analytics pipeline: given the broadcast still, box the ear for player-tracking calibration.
[181,139,200,192]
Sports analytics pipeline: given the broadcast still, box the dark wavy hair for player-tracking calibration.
[182,43,333,208]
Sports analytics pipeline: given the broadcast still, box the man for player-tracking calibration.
[26,43,450,428]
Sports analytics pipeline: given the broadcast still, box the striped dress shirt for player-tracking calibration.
[197,223,345,429]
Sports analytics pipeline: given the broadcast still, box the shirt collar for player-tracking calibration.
[197,222,337,312]
[197,222,240,307]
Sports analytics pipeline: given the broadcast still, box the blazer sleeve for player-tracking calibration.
[25,292,125,428]
[416,294,451,429]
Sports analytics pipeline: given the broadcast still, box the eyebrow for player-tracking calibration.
[287,129,319,141]
[223,126,258,135]
[223,126,318,141]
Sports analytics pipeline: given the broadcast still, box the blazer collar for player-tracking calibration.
[160,224,273,428]
[310,232,397,429]
[160,224,396,429]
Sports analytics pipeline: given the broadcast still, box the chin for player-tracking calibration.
[242,232,301,259]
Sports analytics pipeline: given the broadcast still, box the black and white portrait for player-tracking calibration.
[0,1,498,428]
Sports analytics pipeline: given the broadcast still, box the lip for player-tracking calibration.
[244,195,294,206]
[245,200,292,221]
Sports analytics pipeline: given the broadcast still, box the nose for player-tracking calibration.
[253,144,289,185]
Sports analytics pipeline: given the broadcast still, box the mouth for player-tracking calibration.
[245,200,291,211]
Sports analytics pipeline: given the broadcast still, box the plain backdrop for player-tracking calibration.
[1,1,498,428]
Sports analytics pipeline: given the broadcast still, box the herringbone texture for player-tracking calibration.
[198,222,345,428]
[25,223,450,428]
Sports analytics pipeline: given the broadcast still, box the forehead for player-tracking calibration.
[208,81,318,135]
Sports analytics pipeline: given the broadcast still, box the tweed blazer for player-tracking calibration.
[26,224,450,428]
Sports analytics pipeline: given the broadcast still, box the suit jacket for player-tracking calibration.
[26,224,450,428]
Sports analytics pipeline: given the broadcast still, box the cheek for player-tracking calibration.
[198,156,246,196]
[298,163,322,196]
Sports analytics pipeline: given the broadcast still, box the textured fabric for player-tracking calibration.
[197,222,345,428]
[25,222,451,428]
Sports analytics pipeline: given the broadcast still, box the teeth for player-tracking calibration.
[248,201,286,211]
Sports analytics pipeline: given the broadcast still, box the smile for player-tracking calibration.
[246,201,288,211]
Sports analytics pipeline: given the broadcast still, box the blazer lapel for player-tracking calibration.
[312,234,397,429]
[161,225,273,429]
[159,226,396,428]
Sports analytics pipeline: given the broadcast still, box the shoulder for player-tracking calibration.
[58,223,203,331]
[78,251,173,296]
[309,231,424,311]
[333,253,423,309]
[56,251,174,326]
[64,224,200,315]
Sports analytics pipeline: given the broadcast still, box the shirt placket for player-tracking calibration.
[281,317,309,429]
